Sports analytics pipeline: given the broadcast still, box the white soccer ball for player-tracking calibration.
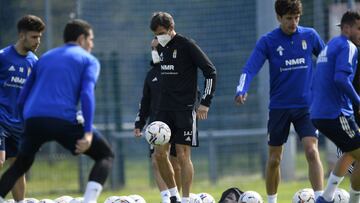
[239,191,263,203]
[145,121,171,145]
[117,196,135,203]
[292,188,315,203]
[128,195,146,203]
[189,193,202,203]
[54,196,73,203]
[5,199,15,203]
[69,197,83,203]
[104,196,122,203]
[334,188,350,203]
[39,199,55,203]
[198,193,215,203]
[25,198,39,203]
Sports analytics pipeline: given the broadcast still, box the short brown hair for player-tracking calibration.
[275,0,302,17]
[63,19,92,43]
[17,15,45,33]
[150,12,175,31]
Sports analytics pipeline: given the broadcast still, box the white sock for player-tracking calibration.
[268,194,277,203]
[169,187,181,201]
[0,197,4,203]
[161,190,171,203]
[322,172,344,201]
[314,190,323,200]
[349,186,360,203]
[181,197,190,203]
[83,181,103,203]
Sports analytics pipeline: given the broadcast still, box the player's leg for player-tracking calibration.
[169,144,181,191]
[150,145,170,203]
[266,109,291,203]
[312,116,360,202]
[154,111,180,203]
[0,118,46,199]
[173,110,197,203]
[7,158,25,202]
[346,149,360,203]
[293,108,324,198]
[0,136,5,167]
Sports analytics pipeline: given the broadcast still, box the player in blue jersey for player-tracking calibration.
[235,1,324,202]
[0,19,114,203]
[311,11,360,203]
[0,15,45,203]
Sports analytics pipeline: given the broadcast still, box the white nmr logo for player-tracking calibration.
[10,76,26,84]
[161,65,174,71]
[285,58,305,66]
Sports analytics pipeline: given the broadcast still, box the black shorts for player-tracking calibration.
[155,110,198,147]
[149,143,177,157]
[267,108,317,146]
[19,117,113,160]
[312,115,360,152]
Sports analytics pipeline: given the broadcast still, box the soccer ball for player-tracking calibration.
[39,199,55,203]
[144,121,171,145]
[292,188,315,203]
[117,196,135,203]
[69,197,83,203]
[189,193,202,203]
[104,196,122,203]
[54,196,73,203]
[25,198,39,203]
[239,191,263,203]
[198,193,215,203]
[334,188,349,203]
[128,195,146,203]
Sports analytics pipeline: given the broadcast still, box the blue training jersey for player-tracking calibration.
[236,26,324,109]
[310,35,359,119]
[0,45,37,133]
[18,43,100,132]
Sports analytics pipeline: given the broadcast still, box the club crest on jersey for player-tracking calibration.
[276,46,284,56]
[302,40,307,50]
[173,49,177,58]
[8,66,15,72]
[159,52,164,61]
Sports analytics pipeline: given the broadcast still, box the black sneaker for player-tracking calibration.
[170,196,180,203]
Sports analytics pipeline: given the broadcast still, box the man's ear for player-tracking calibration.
[276,14,282,23]
[18,32,25,41]
[76,34,85,45]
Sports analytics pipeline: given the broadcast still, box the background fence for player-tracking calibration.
[0,0,358,195]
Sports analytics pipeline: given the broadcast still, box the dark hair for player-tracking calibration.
[340,10,360,28]
[63,19,92,43]
[17,15,45,33]
[275,0,302,17]
[150,12,175,31]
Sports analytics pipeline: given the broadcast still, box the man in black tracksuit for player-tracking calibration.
[150,12,216,203]
[134,39,181,203]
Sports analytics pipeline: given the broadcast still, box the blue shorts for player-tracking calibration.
[0,125,23,159]
[267,108,317,146]
[312,115,360,152]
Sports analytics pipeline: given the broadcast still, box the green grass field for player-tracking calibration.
[10,149,350,203]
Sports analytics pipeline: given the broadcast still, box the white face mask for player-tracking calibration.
[157,34,171,47]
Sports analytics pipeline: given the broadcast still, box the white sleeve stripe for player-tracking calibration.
[203,78,212,97]
[237,73,246,92]
[347,40,356,65]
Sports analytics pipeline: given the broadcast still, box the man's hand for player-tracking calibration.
[197,104,209,120]
[151,38,159,50]
[75,132,93,154]
[134,128,142,137]
[235,93,248,105]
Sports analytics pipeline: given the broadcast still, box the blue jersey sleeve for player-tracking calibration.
[334,43,360,105]
[236,36,268,96]
[81,57,100,132]
[312,29,325,57]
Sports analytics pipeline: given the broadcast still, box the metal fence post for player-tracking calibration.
[208,132,218,184]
